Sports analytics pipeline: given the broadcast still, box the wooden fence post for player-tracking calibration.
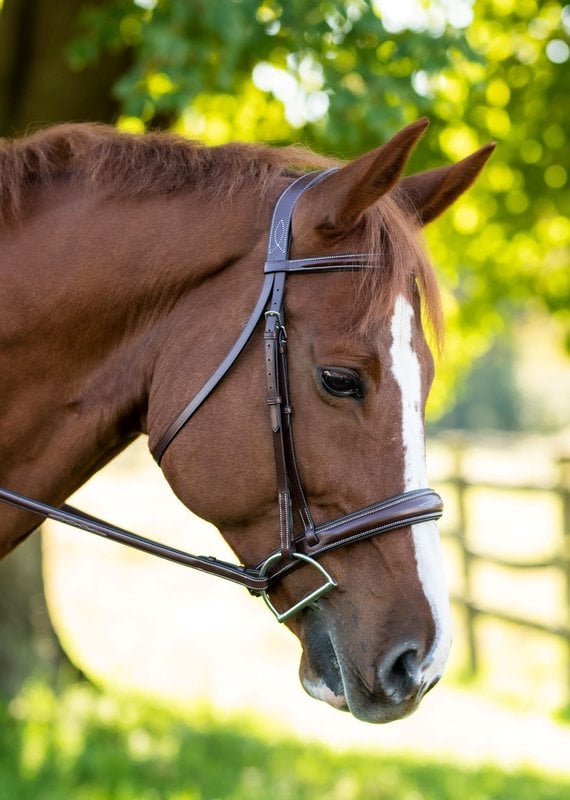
[451,438,479,676]
[558,455,570,705]
[436,435,570,705]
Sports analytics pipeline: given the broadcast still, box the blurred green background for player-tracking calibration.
[0,1,569,798]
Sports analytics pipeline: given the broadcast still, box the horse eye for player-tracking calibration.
[319,367,364,399]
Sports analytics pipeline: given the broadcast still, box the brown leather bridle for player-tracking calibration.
[0,170,443,622]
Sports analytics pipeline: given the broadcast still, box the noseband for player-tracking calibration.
[0,170,443,622]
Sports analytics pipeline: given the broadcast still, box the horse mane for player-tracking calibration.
[0,123,441,341]
[0,123,336,221]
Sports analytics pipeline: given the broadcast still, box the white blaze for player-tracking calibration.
[390,295,451,680]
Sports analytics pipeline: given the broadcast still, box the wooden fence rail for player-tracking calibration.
[430,436,570,704]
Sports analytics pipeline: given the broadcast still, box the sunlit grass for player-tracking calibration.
[2,680,569,800]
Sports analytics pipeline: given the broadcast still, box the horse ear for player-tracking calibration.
[396,143,496,225]
[294,118,430,236]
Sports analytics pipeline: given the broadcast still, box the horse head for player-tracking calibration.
[151,120,494,722]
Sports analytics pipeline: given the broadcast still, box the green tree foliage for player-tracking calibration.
[67,0,473,141]
[66,0,570,412]
[1,0,568,412]
[0,0,129,133]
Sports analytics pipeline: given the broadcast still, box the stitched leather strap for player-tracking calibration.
[264,253,376,273]
[259,488,443,586]
[152,273,274,463]
[0,485,269,590]
[264,276,315,559]
[0,485,442,592]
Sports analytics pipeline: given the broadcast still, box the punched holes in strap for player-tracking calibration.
[264,313,282,434]
[264,271,297,559]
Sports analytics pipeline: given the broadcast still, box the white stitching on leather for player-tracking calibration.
[316,494,415,535]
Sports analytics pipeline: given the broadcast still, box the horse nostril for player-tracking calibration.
[377,645,422,704]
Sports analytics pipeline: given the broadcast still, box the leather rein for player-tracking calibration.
[0,169,443,622]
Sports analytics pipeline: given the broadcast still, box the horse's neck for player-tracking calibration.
[0,182,263,550]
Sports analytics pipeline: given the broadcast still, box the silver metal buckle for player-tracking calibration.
[265,309,287,339]
[258,552,337,623]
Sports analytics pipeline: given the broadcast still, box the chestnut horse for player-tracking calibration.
[0,119,492,722]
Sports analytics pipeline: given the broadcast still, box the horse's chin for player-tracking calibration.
[301,671,424,723]
[301,677,349,711]
[298,627,430,724]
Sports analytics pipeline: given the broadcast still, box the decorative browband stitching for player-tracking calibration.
[264,253,376,273]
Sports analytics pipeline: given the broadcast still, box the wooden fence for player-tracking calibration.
[429,433,570,704]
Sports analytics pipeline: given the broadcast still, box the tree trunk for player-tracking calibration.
[0,0,129,137]
[0,534,71,697]
[0,0,129,695]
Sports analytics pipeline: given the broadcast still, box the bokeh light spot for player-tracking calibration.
[543,124,566,149]
[505,191,530,214]
[486,78,511,107]
[453,202,481,234]
[546,39,570,63]
[521,140,543,164]
[485,107,511,138]
[439,125,480,159]
[544,165,567,188]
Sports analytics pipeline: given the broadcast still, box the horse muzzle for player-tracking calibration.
[300,613,444,723]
